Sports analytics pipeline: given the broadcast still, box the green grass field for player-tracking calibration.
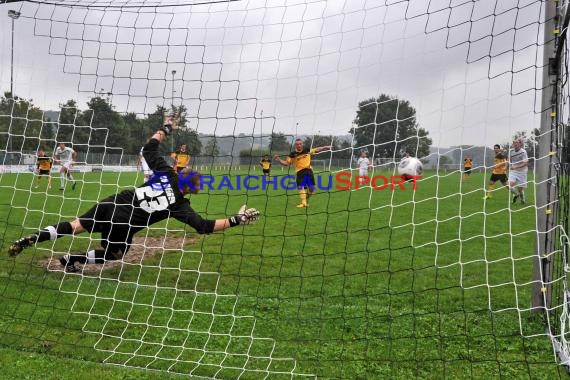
[0,169,566,379]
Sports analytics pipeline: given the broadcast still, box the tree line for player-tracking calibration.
[241,94,433,160]
[0,92,201,157]
[1,91,437,161]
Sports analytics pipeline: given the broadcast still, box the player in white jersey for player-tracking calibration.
[508,138,528,205]
[54,142,77,191]
[357,151,372,183]
[137,146,152,182]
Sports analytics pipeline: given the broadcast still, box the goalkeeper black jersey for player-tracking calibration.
[86,138,215,235]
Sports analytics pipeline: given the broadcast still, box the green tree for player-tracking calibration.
[351,94,432,158]
[239,148,270,165]
[0,94,47,159]
[202,138,220,157]
[146,104,201,156]
[55,99,89,154]
[302,134,336,150]
[335,140,353,159]
[143,105,167,138]
[302,134,354,161]
[84,96,125,154]
[122,112,145,154]
[269,132,290,152]
[438,155,452,167]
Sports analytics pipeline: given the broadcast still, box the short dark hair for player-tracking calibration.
[493,144,501,149]
[180,168,201,192]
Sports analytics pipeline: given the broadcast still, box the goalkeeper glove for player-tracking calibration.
[229,205,260,227]
[160,124,172,136]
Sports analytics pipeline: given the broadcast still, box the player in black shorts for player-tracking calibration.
[483,144,509,199]
[463,156,473,181]
[259,155,271,177]
[274,138,332,208]
[8,125,260,272]
[296,168,316,190]
[35,149,53,189]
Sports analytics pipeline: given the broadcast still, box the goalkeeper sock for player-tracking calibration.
[66,250,106,265]
[85,249,107,264]
[487,184,494,195]
[36,222,73,243]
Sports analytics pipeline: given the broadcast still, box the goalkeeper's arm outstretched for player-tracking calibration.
[9,124,260,272]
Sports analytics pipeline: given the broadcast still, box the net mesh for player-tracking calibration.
[1,0,569,378]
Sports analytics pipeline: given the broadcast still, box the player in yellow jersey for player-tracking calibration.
[463,156,473,181]
[483,144,508,199]
[35,149,53,189]
[171,143,191,173]
[274,138,332,208]
[259,155,272,177]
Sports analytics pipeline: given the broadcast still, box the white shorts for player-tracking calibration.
[141,160,152,176]
[60,162,73,170]
[359,168,369,177]
[508,171,527,188]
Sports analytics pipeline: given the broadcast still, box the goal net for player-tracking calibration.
[1,0,569,378]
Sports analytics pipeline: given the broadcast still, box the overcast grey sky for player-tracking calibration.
[0,0,545,149]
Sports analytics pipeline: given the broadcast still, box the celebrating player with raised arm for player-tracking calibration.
[274,138,332,208]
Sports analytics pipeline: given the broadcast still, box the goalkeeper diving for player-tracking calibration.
[8,123,261,272]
